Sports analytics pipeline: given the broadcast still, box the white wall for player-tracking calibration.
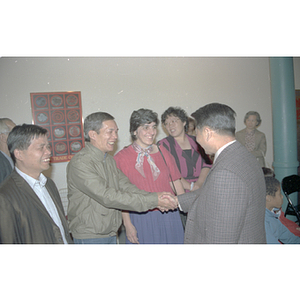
[1,57,299,190]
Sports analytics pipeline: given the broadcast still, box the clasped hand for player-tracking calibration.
[157,192,178,212]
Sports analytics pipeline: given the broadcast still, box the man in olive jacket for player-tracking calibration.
[67,112,177,244]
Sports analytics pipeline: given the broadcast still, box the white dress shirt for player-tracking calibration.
[213,140,236,163]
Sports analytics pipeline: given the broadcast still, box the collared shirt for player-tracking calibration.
[0,150,14,169]
[15,167,68,244]
[213,140,236,163]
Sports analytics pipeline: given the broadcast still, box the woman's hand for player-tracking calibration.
[125,223,139,244]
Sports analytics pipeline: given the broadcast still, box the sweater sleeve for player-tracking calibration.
[160,146,181,181]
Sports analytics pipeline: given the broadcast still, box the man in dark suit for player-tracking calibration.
[175,103,266,243]
[0,124,73,244]
[0,118,16,185]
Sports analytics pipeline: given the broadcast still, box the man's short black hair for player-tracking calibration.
[7,124,48,164]
[265,176,280,197]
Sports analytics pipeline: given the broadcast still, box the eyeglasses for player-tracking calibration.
[164,118,180,127]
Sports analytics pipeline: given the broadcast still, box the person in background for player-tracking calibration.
[114,109,184,244]
[0,118,16,185]
[159,107,212,229]
[67,112,178,244]
[0,124,72,244]
[264,176,300,244]
[262,167,275,178]
[262,167,300,237]
[236,111,266,167]
[186,117,196,136]
[168,103,266,243]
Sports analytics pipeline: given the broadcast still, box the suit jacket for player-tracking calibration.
[0,170,73,244]
[235,128,266,167]
[0,151,13,185]
[178,141,266,244]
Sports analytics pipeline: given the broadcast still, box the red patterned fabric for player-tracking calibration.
[279,208,300,237]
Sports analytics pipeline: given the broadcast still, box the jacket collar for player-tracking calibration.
[213,140,236,163]
[265,208,281,219]
[10,170,58,221]
[86,142,106,161]
[15,167,47,188]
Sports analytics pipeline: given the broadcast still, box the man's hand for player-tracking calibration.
[157,192,178,212]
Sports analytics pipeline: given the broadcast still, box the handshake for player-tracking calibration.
[157,192,179,212]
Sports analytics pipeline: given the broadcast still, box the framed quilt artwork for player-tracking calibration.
[30,91,85,163]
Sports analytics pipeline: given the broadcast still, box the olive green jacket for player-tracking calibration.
[67,142,158,239]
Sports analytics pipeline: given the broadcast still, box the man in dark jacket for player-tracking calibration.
[0,118,16,185]
[169,103,266,243]
[0,124,73,244]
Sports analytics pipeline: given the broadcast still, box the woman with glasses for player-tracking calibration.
[159,107,212,229]
[114,108,184,244]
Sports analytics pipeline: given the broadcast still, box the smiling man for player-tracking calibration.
[172,103,266,244]
[0,124,73,244]
[67,112,178,244]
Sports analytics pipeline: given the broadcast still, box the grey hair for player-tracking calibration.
[244,111,262,127]
[191,103,236,136]
[0,118,13,134]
